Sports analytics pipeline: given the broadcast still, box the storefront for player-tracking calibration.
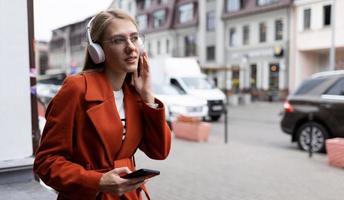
[225,45,288,101]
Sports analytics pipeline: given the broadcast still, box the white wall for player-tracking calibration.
[0,0,33,160]
[296,0,344,50]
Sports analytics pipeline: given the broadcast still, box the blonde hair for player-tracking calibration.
[83,9,138,71]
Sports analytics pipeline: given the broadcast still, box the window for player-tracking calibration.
[157,0,169,5]
[242,25,249,45]
[323,5,331,26]
[250,64,257,89]
[275,20,283,40]
[207,11,215,31]
[144,0,152,9]
[166,39,169,53]
[147,42,151,56]
[229,28,237,47]
[227,0,244,12]
[128,2,132,11]
[157,40,161,55]
[303,8,311,30]
[153,10,166,28]
[325,79,344,95]
[178,3,194,24]
[137,15,147,31]
[232,67,240,94]
[206,46,215,61]
[259,23,267,43]
[184,35,196,56]
[257,0,279,6]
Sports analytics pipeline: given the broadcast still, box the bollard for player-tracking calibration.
[308,113,314,158]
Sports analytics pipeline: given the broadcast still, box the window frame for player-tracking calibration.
[206,10,215,31]
[275,19,283,41]
[323,5,332,27]
[303,8,311,30]
[206,46,216,61]
[259,22,267,43]
[242,25,250,45]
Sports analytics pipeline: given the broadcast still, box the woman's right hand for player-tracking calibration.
[98,167,145,196]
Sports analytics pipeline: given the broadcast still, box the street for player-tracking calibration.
[1,102,344,199]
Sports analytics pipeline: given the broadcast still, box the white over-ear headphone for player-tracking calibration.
[86,17,105,64]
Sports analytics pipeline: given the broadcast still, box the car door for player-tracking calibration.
[321,77,344,137]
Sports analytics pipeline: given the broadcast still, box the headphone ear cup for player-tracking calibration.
[88,43,105,64]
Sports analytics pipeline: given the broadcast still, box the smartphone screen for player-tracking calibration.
[122,168,160,179]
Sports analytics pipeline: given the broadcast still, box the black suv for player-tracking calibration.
[281,71,344,153]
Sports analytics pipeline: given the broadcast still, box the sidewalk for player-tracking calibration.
[1,102,344,200]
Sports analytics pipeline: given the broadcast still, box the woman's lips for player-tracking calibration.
[125,57,137,64]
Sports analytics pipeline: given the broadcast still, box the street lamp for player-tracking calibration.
[329,0,336,71]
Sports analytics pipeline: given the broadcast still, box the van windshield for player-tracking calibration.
[182,77,213,90]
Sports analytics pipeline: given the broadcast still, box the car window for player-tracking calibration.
[293,77,326,95]
[324,78,344,96]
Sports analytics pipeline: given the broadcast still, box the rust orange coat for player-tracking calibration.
[34,70,171,200]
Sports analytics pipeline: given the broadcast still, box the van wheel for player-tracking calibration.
[296,122,328,153]
[210,115,221,121]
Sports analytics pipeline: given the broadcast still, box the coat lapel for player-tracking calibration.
[83,70,123,165]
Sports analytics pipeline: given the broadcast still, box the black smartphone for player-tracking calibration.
[122,168,160,179]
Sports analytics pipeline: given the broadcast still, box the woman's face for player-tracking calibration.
[101,18,141,74]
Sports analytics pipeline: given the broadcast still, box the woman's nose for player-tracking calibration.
[125,39,136,52]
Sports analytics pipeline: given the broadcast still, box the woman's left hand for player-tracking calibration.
[133,53,154,104]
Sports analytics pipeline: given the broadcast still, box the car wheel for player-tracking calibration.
[296,122,328,153]
[210,115,221,121]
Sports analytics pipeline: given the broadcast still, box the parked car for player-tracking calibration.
[281,70,344,153]
[152,84,208,125]
[36,73,65,107]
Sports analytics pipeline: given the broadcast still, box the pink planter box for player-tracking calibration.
[172,121,211,142]
[326,138,344,168]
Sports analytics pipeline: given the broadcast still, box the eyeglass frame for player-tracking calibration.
[101,33,145,47]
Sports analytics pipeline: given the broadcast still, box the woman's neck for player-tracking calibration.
[105,68,127,91]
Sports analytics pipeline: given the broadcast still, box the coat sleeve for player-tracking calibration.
[33,76,102,196]
[139,98,171,160]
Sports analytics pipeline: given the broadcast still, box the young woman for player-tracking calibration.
[34,9,171,200]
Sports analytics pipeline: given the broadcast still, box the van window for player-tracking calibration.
[324,78,344,96]
[181,77,213,90]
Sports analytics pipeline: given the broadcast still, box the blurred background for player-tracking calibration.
[1,0,344,199]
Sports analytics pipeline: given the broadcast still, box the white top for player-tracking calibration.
[114,89,126,141]
[113,89,159,141]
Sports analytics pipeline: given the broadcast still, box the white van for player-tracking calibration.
[149,57,226,121]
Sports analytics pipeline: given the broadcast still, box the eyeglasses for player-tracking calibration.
[102,34,144,47]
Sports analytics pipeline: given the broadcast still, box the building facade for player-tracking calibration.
[34,40,49,75]
[136,0,198,58]
[49,18,90,74]
[110,0,137,17]
[289,0,344,92]
[48,1,124,75]
[222,0,292,101]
